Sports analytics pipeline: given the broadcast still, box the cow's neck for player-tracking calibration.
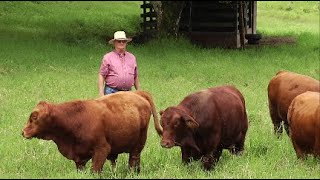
[50,129,77,160]
[174,106,200,151]
[179,132,200,153]
[46,106,82,150]
[47,119,81,160]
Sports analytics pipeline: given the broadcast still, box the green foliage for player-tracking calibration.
[0,1,319,179]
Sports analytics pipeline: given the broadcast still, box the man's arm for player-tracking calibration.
[134,76,140,90]
[98,74,105,97]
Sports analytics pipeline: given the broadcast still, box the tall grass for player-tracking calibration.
[0,1,319,179]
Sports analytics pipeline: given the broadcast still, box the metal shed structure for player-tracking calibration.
[140,1,258,48]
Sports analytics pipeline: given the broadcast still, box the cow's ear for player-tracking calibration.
[182,114,199,129]
[159,110,164,116]
[38,101,47,106]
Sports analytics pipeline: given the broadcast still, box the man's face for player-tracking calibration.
[114,40,127,51]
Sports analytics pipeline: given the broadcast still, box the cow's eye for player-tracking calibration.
[173,120,179,128]
[160,120,164,126]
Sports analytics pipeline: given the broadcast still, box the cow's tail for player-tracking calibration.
[135,90,163,136]
[287,99,295,128]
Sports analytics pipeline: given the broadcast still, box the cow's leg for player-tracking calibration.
[213,146,223,164]
[128,153,141,173]
[291,139,306,160]
[296,149,306,160]
[128,128,148,173]
[201,152,214,170]
[191,149,202,161]
[268,101,283,137]
[201,148,223,171]
[314,144,320,158]
[314,131,320,158]
[75,159,89,171]
[92,142,111,173]
[201,138,222,170]
[229,132,246,155]
[283,120,290,136]
[108,154,118,169]
[181,147,193,164]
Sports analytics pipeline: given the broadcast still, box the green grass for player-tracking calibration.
[0,1,319,179]
[257,1,319,35]
[0,1,141,45]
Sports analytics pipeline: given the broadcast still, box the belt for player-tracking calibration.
[107,86,131,91]
[116,86,131,91]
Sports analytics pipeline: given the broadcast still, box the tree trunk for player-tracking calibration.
[152,1,186,37]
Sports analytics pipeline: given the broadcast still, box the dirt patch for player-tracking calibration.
[246,36,297,47]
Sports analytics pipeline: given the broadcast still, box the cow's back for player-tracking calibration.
[268,71,320,120]
[287,91,320,157]
[97,92,152,153]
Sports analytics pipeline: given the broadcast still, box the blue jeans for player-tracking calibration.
[104,86,119,95]
[104,86,131,95]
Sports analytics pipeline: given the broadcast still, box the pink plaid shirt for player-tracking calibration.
[99,50,138,90]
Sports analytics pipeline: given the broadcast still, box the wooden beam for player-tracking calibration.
[239,1,245,49]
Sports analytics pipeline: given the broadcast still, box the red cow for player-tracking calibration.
[22,90,162,173]
[267,70,320,136]
[287,91,320,159]
[159,85,248,170]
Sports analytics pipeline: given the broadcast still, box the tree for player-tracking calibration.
[151,1,186,37]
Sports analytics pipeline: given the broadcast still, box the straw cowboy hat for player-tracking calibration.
[108,31,132,44]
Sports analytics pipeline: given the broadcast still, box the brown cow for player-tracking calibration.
[159,85,248,170]
[22,90,162,173]
[267,70,320,136]
[287,91,320,159]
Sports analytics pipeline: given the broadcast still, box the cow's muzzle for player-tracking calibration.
[21,130,32,139]
[160,140,174,148]
[22,131,27,138]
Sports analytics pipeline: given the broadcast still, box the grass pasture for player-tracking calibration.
[0,1,319,179]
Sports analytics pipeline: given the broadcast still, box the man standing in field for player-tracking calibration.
[98,31,140,96]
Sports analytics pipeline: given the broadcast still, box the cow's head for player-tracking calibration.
[22,101,52,140]
[159,107,199,148]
